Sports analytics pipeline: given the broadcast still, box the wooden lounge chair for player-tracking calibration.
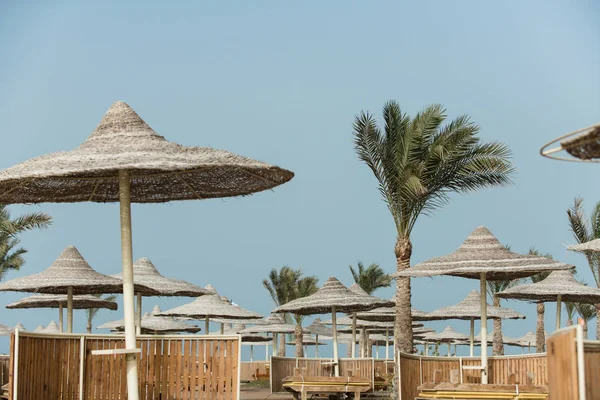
[283,369,371,400]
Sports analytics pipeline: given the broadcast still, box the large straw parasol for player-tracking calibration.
[395,226,572,383]
[99,305,201,334]
[111,257,211,334]
[157,289,262,334]
[426,326,470,356]
[236,313,291,357]
[305,318,333,358]
[0,246,154,333]
[497,270,600,330]
[42,321,60,334]
[0,101,293,399]
[420,290,524,356]
[273,277,393,376]
[6,293,118,333]
[569,239,600,253]
[356,306,429,322]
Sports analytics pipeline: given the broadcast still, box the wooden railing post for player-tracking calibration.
[79,336,86,400]
[12,330,19,400]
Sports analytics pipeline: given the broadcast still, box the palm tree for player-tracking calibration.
[567,197,600,338]
[354,102,514,353]
[576,303,596,338]
[85,294,118,333]
[526,248,554,352]
[0,205,52,281]
[349,262,391,294]
[565,302,577,326]
[263,266,318,357]
[486,278,520,355]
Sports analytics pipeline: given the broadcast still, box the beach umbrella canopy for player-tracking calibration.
[111,257,212,333]
[157,291,262,335]
[42,321,60,334]
[14,323,26,331]
[420,290,525,356]
[0,101,293,400]
[238,321,298,334]
[569,239,600,253]
[99,305,201,334]
[497,270,600,330]
[356,306,429,322]
[286,334,326,346]
[273,277,393,376]
[6,293,119,333]
[33,325,44,332]
[0,246,154,333]
[305,318,333,336]
[215,324,272,343]
[395,226,573,383]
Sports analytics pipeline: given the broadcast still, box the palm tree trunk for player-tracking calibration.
[294,324,304,357]
[347,343,352,358]
[492,297,504,355]
[536,302,545,352]
[86,323,92,334]
[278,334,286,357]
[394,236,413,354]
[583,321,589,339]
[359,329,365,357]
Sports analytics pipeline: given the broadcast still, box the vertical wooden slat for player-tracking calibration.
[231,339,239,400]
[198,340,205,400]
[218,341,225,400]
[193,340,201,400]
[224,340,232,400]
[182,339,190,400]
[154,339,163,399]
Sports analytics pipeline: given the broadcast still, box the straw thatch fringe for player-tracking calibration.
[421,290,524,321]
[0,246,157,295]
[6,294,118,310]
[396,226,573,280]
[157,293,262,320]
[497,270,600,303]
[561,125,600,160]
[0,101,294,204]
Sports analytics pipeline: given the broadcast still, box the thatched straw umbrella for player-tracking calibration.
[42,321,60,334]
[157,291,262,335]
[305,318,332,358]
[497,270,600,331]
[273,277,393,376]
[111,257,211,334]
[99,305,201,334]
[6,293,118,333]
[395,226,572,383]
[0,101,293,399]
[425,326,469,357]
[238,315,298,357]
[0,246,154,333]
[420,290,524,356]
[216,324,272,361]
[356,306,428,322]
[541,124,600,162]
[33,325,44,332]
[569,239,600,252]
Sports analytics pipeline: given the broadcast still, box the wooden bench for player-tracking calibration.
[415,383,548,400]
[283,369,371,400]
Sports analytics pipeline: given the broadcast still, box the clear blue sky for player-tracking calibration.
[0,1,599,357]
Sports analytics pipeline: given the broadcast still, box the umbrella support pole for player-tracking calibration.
[556,294,562,331]
[67,287,73,333]
[385,328,389,360]
[351,312,357,358]
[315,334,319,357]
[220,323,224,334]
[272,333,277,356]
[447,342,451,357]
[480,273,488,384]
[250,345,253,362]
[59,303,63,333]
[136,293,142,336]
[266,342,269,360]
[119,170,140,400]
[469,318,474,357]
[425,340,428,356]
[205,317,209,335]
[332,305,339,377]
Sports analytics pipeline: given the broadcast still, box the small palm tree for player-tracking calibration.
[487,278,520,355]
[567,197,600,338]
[354,102,514,354]
[565,302,577,326]
[0,205,52,281]
[349,262,391,294]
[86,294,118,333]
[576,303,596,338]
[263,266,318,357]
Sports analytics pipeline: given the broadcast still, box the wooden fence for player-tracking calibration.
[270,357,376,393]
[239,361,269,382]
[547,325,600,400]
[9,331,241,400]
[0,355,10,387]
[398,352,548,400]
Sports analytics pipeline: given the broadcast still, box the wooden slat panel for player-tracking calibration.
[547,328,578,400]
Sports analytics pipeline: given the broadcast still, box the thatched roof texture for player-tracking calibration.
[421,290,524,321]
[0,101,293,204]
[99,305,201,334]
[569,239,600,253]
[561,125,600,160]
[395,227,573,280]
[497,270,600,303]
[273,277,394,315]
[157,293,262,320]
[0,246,156,295]
[6,294,118,310]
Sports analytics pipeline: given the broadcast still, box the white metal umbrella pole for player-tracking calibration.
[480,273,488,384]
[469,318,474,357]
[332,306,339,376]
[556,294,562,331]
[250,345,254,362]
[351,312,357,358]
[447,342,451,357]
[265,342,269,360]
[119,170,140,400]
[136,293,142,335]
[59,303,63,333]
[272,333,277,356]
[67,286,73,333]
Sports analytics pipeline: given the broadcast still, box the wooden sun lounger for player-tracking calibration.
[282,375,372,400]
[415,383,549,400]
